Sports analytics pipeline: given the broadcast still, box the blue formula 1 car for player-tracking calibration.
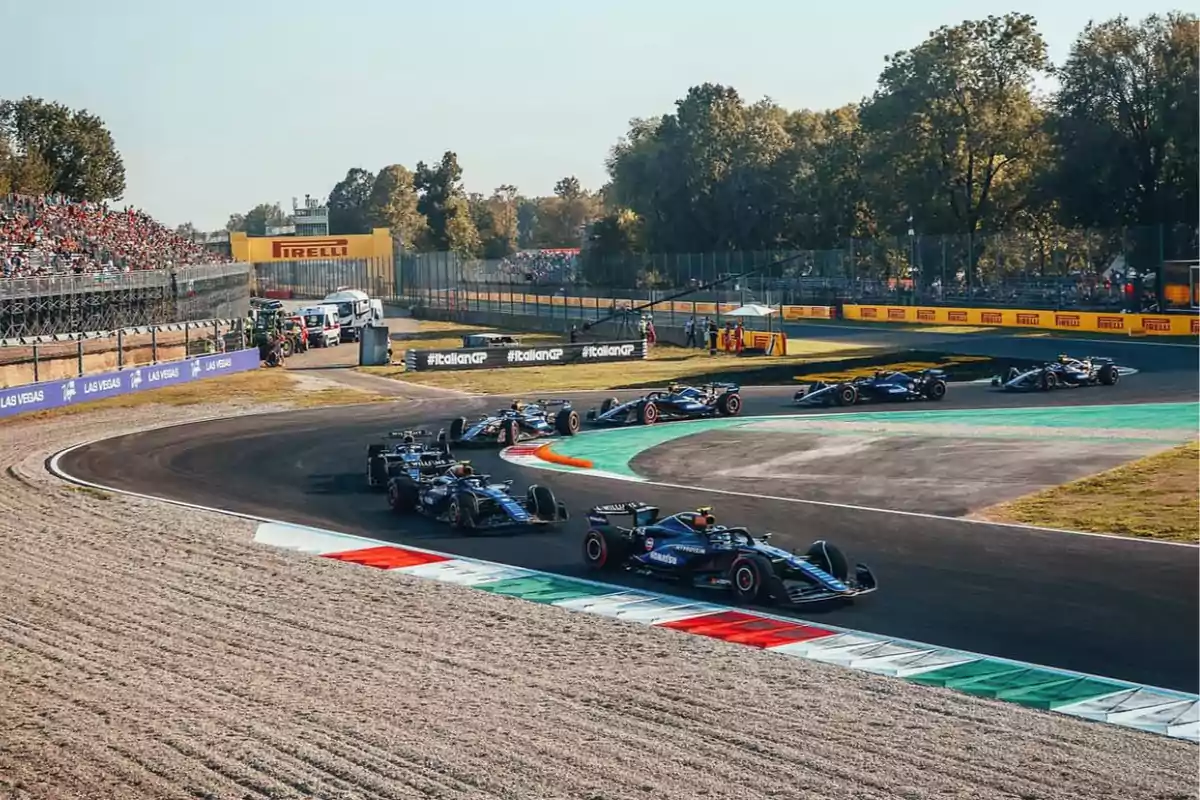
[581,503,877,605]
[387,461,568,532]
[585,382,742,426]
[794,369,947,407]
[366,430,455,489]
[991,355,1121,391]
[446,399,581,448]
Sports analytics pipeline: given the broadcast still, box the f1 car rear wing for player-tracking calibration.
[388,429,435,438]
[588,502,660,527]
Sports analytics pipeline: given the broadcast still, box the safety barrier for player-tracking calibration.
[404,340,648,372]
[0,349,261,420]
[426,290,835,323]
[710,328,788,355]
[842,304,1199,337]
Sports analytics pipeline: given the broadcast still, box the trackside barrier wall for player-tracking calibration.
[0,349,261,420]
[421,290,835,325]
[843,304,1199,337]
[404,340,647,372]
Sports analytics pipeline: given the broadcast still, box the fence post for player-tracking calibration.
[32,344,39,383]
[76,337,84,377]
[117,329,124,369]
[151,326,158,363]
[184,323,190,356]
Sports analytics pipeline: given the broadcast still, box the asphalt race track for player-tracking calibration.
[59,327,1200,694]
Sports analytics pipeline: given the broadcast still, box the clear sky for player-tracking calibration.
[0,0,1175,231]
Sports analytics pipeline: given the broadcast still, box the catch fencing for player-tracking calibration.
[0,262,252,339]
[392,224,1198,313]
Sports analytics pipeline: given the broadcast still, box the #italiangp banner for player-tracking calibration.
[404,340,648,372]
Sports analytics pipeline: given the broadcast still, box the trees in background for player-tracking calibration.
[0,96,125,201]
[196,10,1195,264]
[600,11,1196,259]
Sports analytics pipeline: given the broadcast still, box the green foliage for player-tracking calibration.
[414,152,481,255]
[1051,12,1199,228]
[0,96,125,201]
[328,167,375,235]
[368,165,428,249]
[225,203,289,235]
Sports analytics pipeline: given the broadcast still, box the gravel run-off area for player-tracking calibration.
[0,402,1196,800]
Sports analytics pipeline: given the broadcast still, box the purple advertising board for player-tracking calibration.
[0,348,262,420]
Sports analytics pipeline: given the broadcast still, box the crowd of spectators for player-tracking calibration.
[1,194,232,279]
[496,249,579,283]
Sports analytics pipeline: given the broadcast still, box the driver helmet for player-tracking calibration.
[511,399,526,411]
[1057,354,1071,363]
[690,508,716,531]
[449,463,473,478]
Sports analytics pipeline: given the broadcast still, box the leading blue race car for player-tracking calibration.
[581,503,877,606]
[387,461,569,532]
[446,399,581,448]
[794,369,947,407]
[585,382,743,426]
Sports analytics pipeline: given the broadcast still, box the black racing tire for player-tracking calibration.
[925,380,947,400]
[555,408,581,436]
[600,397,619,415]
[498,419,520,447]
[450,493,479,531]
[449,417,467,441]
[729,554,772,604]
[583,528,629,570]
[556,501,570,522]
[638,400,659,425]
[387,480,418,513]
[717,392,742,416]
[1040,370,1058,391]
[834,384,858,406]
[806,540,850,582]
[1099,364,1119,386]
[527,485,557,520]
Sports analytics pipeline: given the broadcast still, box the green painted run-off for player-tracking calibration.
[547,402,1199,478]
[474,575,615,604]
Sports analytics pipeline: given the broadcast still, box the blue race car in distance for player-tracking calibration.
[794,369,947,407]
[991,355,1121,391]
[581,503,877,605]
[446,399,581,448]
[366,429,455,489]
[585,382,742,426]
[387,461,569,532]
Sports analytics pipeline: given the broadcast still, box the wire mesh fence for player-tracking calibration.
[0,263,252,339]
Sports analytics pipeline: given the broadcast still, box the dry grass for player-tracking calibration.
[363,321,871,393]
[8,368,388,424]
[980,440,1200,542]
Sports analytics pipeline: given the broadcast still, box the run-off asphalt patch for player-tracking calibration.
[1,406,1195,800]
[633,426,1183,516]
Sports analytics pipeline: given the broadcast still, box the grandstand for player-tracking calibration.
[1,194,233,278]
[0,195,248,338]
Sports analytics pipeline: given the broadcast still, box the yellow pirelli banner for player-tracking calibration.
[231,228,392,262]
[781,305,834,320]
[843,304,1199,337]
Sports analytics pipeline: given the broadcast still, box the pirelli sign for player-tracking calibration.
[271,238,350,259]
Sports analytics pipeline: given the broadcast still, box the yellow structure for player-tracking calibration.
[230,228,392,262]
[842,304,1198,337]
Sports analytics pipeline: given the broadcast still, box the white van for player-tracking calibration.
[322,289,384,342]
[299,304,341,347]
